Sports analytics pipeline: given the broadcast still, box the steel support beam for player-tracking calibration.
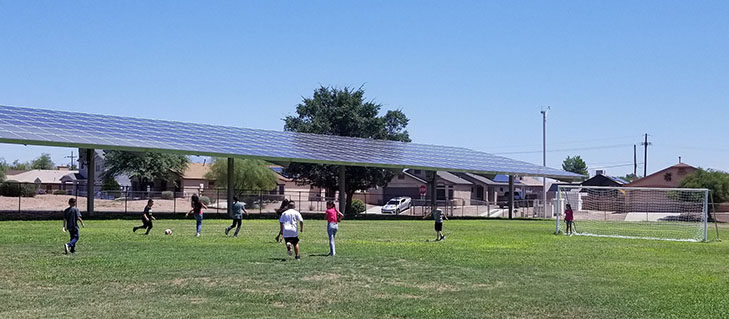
[338,165,346,214]
[87,148,95,216]
[508,175,514,219]
[227,158,234,216]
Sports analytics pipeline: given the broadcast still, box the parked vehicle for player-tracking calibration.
[498,191,525,208]
[381,197,412,214]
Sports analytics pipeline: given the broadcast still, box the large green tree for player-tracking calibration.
[562,155,588,177]
[31,153,55,170]
[9,160,30,171]
[283,86,410,214]
[102,150,189,191]
[680,168,729,205]
[205,158,279,192]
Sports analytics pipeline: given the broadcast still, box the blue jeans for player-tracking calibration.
[68,228,79,252]
[195,214,203,234]
[327,222,338,255]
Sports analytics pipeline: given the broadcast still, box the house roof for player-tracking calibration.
[581,174,626,187]
[457,172,495,185]
[6,169,78,184]
[518,176,551,187]
[437,171,472,185]
[403,171,428,184]
[183,163,211,180]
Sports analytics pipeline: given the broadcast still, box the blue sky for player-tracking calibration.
[1,1,727,176]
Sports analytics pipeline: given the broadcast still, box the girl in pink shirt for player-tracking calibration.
[325,201,344,256]
[564,204,574,235]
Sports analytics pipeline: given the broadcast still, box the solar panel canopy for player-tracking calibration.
[0,105,582,180]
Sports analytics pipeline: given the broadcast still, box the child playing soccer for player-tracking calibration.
[423,205,447,241]
[279,201,304,259]
[62,198,85,254]
[185,194,207,237]
[564,204,574,235]
[225,196,248,237]
[325,201,344,256]
[133,199,155,235]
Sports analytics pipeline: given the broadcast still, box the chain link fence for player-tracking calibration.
[1,181,559,219]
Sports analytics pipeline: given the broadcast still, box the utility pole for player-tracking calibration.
[65,151,77,169]
[540,107,550,217]
[633,145,637,178]
[641,134,651,177]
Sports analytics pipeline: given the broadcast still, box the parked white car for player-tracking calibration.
[381,197,412,214]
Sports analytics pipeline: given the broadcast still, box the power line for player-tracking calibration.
[493,144,633,155]
[480,135,642,150]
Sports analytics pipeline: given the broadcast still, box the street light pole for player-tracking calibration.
[541,107,550,217]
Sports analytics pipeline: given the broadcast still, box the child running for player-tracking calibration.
[564,204,574,235]
[423,205,447,241]
[279,201,304,259]
[185,194,207,237]
[62,198,85,254]
[325,201,344,256]
[274,198,290,242]
[133,199,155,235]
[225,196,248,237]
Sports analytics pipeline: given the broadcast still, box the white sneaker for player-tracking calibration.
[196,233,201,237]
[287,242,292,256]
[64,244,69,254]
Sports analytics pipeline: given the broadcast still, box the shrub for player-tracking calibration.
[199,196,211,206]
[0,181,38,197]
[53,189,68,195]
[350,199,366,214]
[161,191,174,200]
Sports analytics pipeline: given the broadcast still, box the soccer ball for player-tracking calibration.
[165,229,173,235]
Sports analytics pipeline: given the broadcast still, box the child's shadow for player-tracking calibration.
[308,253,330,257]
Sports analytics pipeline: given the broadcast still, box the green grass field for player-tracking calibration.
[2,219,728,319]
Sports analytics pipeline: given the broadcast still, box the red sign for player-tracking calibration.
[419,185,427,195]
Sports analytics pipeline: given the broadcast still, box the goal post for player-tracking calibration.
[555,185,711,242]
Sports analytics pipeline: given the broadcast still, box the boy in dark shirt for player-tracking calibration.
[133,199,155,235]
[62,198,85,254]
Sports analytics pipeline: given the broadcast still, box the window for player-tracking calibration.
[413,170,421,175]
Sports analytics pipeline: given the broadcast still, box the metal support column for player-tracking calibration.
[227,158,234,216]
[429,171,437,213]
[338,166,346,214]
[508,175,514,219]
[86,148,95,216]
[703,189,709,242]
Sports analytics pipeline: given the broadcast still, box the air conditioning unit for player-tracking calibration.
[596,170,606,176]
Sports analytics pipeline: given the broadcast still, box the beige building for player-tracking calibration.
[5,169,79,193]
[626,163,698,188]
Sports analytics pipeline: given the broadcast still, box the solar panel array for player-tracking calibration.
[0,105,581,179]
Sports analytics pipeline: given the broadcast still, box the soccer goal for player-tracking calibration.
[555,185,710,242]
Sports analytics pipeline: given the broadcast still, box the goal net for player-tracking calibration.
[555,186,710,242]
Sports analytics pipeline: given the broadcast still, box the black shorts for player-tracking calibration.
[434,222,443,232]
[284,236,299,246]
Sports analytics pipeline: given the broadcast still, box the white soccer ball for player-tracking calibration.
[165,229,173,235]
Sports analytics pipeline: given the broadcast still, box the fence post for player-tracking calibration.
[173,192,177,214]
[259,191,263,214]
[216,188,220,214]
[124,191,128,213]
[18,183,21,213]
